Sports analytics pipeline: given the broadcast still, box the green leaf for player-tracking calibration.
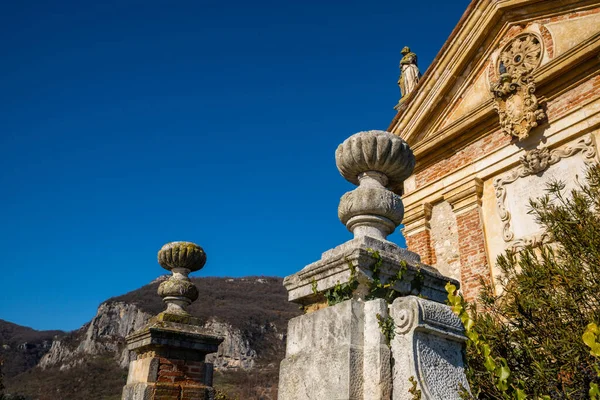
[590,382,600,400]
[496,358,510,381]
[514,387,526,400]
[583,330,597,349]
[445,282,457,295]
[483,354,496,372]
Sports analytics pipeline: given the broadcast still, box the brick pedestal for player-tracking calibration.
[121,312,223,400]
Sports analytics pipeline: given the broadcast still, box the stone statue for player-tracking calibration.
[398,46,421,100]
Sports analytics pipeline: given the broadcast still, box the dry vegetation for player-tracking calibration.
[2,277,300,400]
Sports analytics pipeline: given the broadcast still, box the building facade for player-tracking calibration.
[390,0,600,302]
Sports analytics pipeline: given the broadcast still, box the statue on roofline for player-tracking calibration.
[395,46,421,109]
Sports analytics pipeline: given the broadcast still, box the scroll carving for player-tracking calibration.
[493,135,597,249]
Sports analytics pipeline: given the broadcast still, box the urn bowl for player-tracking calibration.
[158,241,206,272]
[335,130,415,188]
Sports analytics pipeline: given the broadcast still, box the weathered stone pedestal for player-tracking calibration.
[278,131,469,399]
[279,298,391,400]
[280,236,467,400]
[122,242,224,400]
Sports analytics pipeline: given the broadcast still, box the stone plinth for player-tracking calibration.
[122,242,224,400]
[279,236,465,400]
[122,313,223,400]
[284,235,452,306]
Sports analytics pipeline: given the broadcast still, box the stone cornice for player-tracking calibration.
[388,0,600,150]
[400,96,600,211]
[409,43,600,175]
[445,178,484,215]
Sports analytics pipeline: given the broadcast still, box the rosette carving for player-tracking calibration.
[491,33,545,141]
[498,34,542,77]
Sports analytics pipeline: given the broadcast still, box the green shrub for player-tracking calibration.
[456,165,600,399]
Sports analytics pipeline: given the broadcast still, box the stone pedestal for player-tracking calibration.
[278,130,469,399]
[279,298,391,400]
[122,313,223,400]
[279,236,467,400]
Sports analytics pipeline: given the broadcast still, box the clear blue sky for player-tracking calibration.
[0,0,468,331]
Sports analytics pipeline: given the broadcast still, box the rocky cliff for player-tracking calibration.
[38,301,259,371]
[3,276,301,400]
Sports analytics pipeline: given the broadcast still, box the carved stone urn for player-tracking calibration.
[157,241,205,315]
[336,130,415,240]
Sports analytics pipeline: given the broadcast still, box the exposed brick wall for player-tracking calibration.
[539,24,554,58]
[538,8,600,26]
[405,229,436,266]
[415,129,510,189]
[546,73,600,121]
[455,208,490,303]
[154,358,210,400]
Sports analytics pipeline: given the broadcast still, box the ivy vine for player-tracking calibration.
[408,376,422,400]
[311,258,359,307]
[583,322,600,399]
[376,313,395,345]
[446,282,543,400]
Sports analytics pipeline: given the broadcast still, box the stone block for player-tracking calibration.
[284,236,455,306]
[127,357,160,384]
[279,299,391,400]
[121,383,154,400]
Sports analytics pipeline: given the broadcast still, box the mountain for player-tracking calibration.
[1,276,301,400]
[0,320,63,379]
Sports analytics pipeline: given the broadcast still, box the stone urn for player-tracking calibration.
[336,130,415,239]
[157,241,206,315]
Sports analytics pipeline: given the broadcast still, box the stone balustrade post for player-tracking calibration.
[278,130,470,399]
[121,241,223,400]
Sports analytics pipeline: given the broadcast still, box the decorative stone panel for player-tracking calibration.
[430,201,460,281]
[390,296,468,400]
[493,135,597,250]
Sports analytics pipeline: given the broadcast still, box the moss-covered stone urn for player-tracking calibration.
[157,241,205,315]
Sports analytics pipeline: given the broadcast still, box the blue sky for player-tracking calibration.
[0,0,468,331]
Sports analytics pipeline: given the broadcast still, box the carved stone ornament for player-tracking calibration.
[493,135,597,250]
[491,33,545,141]
[520,146,551,175]
[336,130,415,240]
